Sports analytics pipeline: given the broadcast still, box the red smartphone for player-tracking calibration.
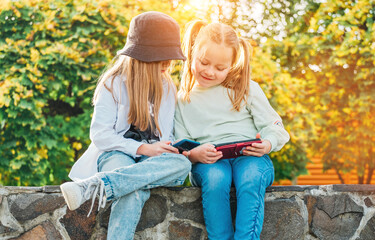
[215,138,262,159]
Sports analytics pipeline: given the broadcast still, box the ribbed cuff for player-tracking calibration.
[264,135,278,153]
[98,173,115,201]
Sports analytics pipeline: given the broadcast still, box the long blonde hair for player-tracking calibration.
[93,55,174,135]
[180,20,251,111]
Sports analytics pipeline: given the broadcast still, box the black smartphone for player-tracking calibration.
[172,139,200,153]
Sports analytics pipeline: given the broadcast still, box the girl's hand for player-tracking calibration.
[185,143,222,164]
[242,133,272,157]
[137,141,179,157]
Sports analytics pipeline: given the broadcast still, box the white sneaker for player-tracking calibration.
[60,176,106,216]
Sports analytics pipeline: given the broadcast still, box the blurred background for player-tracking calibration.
[0,0,374,186]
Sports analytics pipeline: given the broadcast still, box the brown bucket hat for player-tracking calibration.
[117,11,186,62]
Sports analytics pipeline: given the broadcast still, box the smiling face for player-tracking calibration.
[192,41,233,88]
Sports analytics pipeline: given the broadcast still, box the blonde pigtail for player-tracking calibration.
[180,20,207,102]
[222,37,251,111]
[236,38,251,109]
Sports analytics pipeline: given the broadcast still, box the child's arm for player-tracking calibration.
[246,81,290,153]
[137,141,178,156]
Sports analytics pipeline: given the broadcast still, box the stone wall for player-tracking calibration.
[1,185,375,239]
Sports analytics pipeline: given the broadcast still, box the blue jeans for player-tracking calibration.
[191,155,274,240]
[96,151,191,240]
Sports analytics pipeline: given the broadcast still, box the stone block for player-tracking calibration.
[8,193,65,222]
[364,197,374,207]
[98,203,111,229]
[136,194,168,231]
[358,215,375,239]
[168,220,203,240]
[0,222,17,235]
[60,200,97,239]
[305,195,363,239]
[261,197,305,240]
[332,184,375,193]
[267,185,319,192]
[170,196,204,225]
[12,220,62,240]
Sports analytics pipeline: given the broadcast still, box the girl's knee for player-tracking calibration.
[202,168,231,192]
[236,168,274,192]
[175,154,192,170]
[167,153,192,175]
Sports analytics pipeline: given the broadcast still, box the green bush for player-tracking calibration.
[1,0,308,186]
[0,0,127,185]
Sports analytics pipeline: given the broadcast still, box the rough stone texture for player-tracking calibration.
[267,185,319,192]
[2,185,375,240]
[8,193,65,222]
[60,200,97,240]
[90,227,107,240]
[0,197,20,236]
[358,215,375,240]
[261,198,305,240]
[170,197,205,225]
[0,222,17,235]
[168,220,203,240]
[364,197,374,207]
[136,194,168,231]
[12,221,62,240]
[333,184,375,192]
[305,195,363,240]
[97,204,112,229]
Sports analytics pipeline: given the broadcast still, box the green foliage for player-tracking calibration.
[251,44,310,182]
[0,0,128,185]
[262,0,375,183]
[1,0,312,186]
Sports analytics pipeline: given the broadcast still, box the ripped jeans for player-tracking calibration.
[190,155,274,240]
[96,151,191,240]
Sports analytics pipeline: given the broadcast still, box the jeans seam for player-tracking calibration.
[191,170,203,187]
[145,178,184,188]
[267,155,274,168]
[251,167,274,238]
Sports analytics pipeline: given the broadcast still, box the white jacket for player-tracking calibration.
[69,76,176,181]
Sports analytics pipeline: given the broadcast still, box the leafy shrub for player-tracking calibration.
[0,0,127,185]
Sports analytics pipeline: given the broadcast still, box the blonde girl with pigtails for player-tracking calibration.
[60,12,191,240]
[175,20,290,240]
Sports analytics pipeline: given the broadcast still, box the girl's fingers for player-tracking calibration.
[251,143,263,148]
[162,144,179,153]
[206,151,221,157]
[246,144,266,152]
[243,149,263,157]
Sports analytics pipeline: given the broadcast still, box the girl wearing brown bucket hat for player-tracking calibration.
[60,12,191,239]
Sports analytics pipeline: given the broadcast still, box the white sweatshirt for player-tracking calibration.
[174,80,290,152]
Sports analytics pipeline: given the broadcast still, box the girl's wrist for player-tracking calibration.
[263,139,272,154]
[187,150,198,163]
[136,143,150,156]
